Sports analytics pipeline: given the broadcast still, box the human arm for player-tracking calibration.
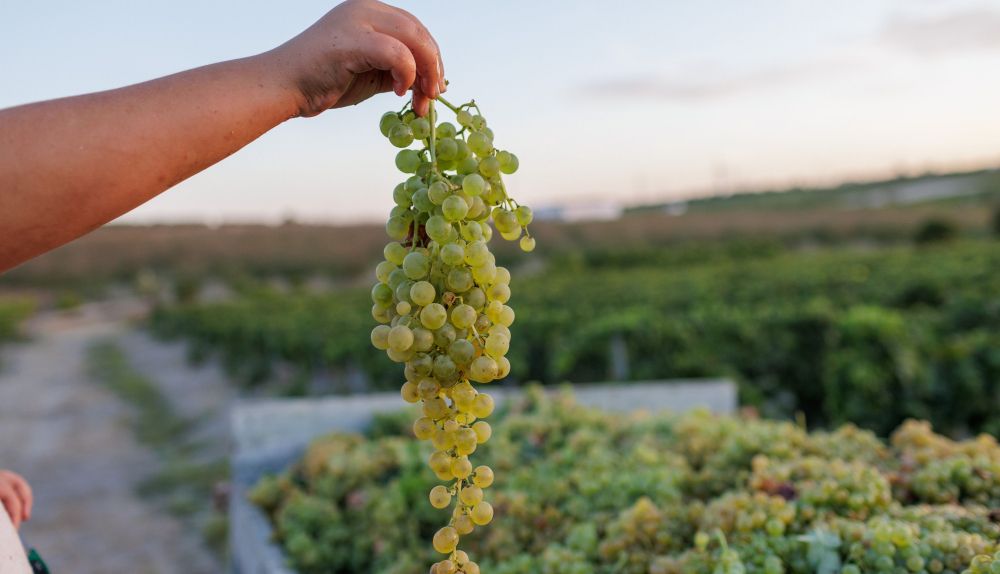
[0,0,443,273]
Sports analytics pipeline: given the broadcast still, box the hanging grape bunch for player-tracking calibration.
[370,94,533,574]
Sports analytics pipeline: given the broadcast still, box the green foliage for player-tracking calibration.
[0,297,35,342]
[252,391,1000,574]
[913,218,958,244]
[153,240,1000,436]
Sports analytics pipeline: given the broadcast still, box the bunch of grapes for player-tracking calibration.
[369,94,534,574]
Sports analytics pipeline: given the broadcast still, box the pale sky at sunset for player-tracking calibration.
[3,1,1000,223]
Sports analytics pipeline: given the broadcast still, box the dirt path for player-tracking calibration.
[0,301,229,574]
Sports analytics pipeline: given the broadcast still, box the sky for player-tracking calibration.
[3,0,1000,223]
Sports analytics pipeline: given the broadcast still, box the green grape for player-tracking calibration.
[371,283,393,306]
[471,421,492,443]
[375,260,396,283]
[492,208,518,233]
[448,339,475,365]
[488,283,511,303]
[461,222,484,242]
[469,356,498,383]
[454,138,471,160]
[433,354,457,379]
[500,226,522,241]
[469,115,487,131]
[410,281,436,306]
[484,335,509,359]
[468,131,493,156]
[497,150,519,174]
[442,195,470,222]
[388,123,414,147]
[379,111,401,136]
[450,304,476,329]
[432,526,459,554]
[454,514,474,536]
[413,416,435,439]
[429,485,451,509]
[494,267,511,285]
[436,137,458,160]
[410,353,433,375]
[385,216,409,240]
[515,205,533,225]
[446,268,474,293]
[392,183,411,207]
[402,251,430,279]
[384,242,407,265]
[457,157,480,175]
[401,381,420,403]
[410,117,431,139]
[470,502,493,525]
[388,325,414,352]
[519,236,536,252]
[428,181,450,205]
[459,485,484,506]
[436,121,457,138]
[478,156,501,178]
[417,377,440,399]
[425,215,451,243]
[433,323,456,347]
[372,304,391,323]
[472,466,493,488]
[465,287,486,310]
[463,173,487,196]
[496,356,511,378]
[456,109,473,126]
[394,280,413,303]
[463,241,489,266]
[420,303,448,330]
[411,188,433,213]
[370,324,391,350]
[440,243,466,266]
[395,149,421,173]
[451,456,473,479]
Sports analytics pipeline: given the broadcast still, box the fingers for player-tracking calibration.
[8,473,32,522]
[0,486,23,529]
[371,8,443,99]
[360,33,417,98]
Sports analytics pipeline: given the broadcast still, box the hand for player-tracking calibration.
[267,0,444,118]
[0,470,32,529]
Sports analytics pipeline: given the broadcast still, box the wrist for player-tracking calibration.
[246,50,309,120]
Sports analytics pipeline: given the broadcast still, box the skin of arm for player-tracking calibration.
[0,0,443,273]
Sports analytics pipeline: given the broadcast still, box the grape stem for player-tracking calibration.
[428,101,438,171]
[435,95,461,114]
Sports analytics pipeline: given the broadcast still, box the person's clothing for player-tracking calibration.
[0,509,31,574]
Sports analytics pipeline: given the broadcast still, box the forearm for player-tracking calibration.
[0,53,299,272]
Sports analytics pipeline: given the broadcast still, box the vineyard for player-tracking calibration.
[151,238,1000,436]
[250,388,1000,574]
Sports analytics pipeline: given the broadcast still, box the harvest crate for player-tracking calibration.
[229,379,736,574]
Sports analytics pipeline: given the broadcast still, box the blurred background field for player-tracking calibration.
[4,169,997,572]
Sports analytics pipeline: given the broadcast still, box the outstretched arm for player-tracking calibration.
[0,0,443,273]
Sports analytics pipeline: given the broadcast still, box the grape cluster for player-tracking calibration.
[370,95,533,574]
[892,420,1000,506]
[253,390,1000,574]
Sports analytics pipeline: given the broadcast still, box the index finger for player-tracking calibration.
[371,8,442,99]
[9,474,32,520]
[390,5,446,93]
